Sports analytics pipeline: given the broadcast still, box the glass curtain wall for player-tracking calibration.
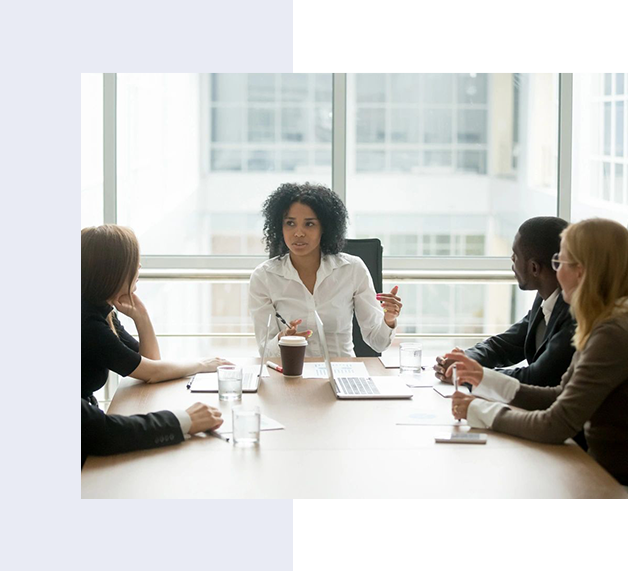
[80,70,628,396]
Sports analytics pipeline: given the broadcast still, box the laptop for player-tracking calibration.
[314,311,413,400]
[189,314,271,393]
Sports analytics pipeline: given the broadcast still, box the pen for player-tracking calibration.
[266,361,284,374]
[275,312,289,328]
[210,431,230,443]
[453,364,461,423]
[186,375,195,390]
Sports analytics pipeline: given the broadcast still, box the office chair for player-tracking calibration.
[342,238,383,357]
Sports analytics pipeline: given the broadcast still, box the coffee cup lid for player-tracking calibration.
[278,335,308,346]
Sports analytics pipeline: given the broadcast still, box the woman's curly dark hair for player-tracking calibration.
[262,182,348,257]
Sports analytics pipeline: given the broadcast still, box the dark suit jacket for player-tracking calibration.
[81,399,184,468]
[466,292,576,387]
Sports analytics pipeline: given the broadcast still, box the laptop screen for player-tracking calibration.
[257,313,272,378]
[314,310,334,382]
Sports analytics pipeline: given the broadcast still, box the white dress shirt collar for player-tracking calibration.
[541,288,560,325]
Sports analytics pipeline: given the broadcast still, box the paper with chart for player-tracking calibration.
[302,361,370,379]
[214,415,285,434]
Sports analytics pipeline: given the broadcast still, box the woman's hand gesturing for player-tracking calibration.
[277,318,312,340]
[377,286,402,327]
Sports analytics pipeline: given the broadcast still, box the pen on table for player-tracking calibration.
[275,312,289,328]
[209,431,230,443]
[453,364,461,423]
[186,376,195,390]
[266,361,284,374]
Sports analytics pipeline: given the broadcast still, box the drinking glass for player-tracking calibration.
[232,405,261,446]
[217,365,243,401]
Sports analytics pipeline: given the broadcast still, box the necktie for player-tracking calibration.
[535,314,547,351]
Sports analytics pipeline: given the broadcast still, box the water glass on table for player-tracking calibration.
[399,342,423,387]
[232,405,261,446]
[217,365,243,401]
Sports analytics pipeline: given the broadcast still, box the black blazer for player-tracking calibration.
[81,399,184,468]
[466,292,576,387]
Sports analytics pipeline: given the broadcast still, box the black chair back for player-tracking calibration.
[342,238,383,357]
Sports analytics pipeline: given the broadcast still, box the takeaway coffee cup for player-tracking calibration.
[278,336,308,377]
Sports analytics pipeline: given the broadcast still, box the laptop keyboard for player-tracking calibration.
[336,376,381,395]
[242,372,257,389]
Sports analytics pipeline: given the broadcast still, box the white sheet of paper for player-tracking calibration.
[215,415,285,434]
[379,350,439,370]
[432,381,471,398]
[378,350,399,368]
[301,361,370,379]
[397,409,468,427]
[190,365,269,392]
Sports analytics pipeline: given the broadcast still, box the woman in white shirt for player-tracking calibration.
[249,182,402,357]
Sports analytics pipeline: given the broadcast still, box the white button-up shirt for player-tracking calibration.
[249,253,396,357]
[541,288,560,325]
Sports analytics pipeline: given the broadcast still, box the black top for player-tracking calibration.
[81,299,142,399]
[81,398,183,467]
[465,292,576,387]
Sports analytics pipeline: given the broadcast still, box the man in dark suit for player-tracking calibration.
[81,398,224,467]
[435,216,575,388]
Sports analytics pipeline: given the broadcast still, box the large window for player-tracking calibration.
[211,74,332,172]
[347,73,559,258]
[116,73,333,256]
[351,73,489,174]
[81,73,103,227]
[572,73,628,222]
[81,73,572,353]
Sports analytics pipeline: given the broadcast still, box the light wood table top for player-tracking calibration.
[81,358,628,499]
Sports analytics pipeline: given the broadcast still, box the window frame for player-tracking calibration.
[101,73,574,275]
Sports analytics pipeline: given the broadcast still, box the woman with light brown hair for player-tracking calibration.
[81,224,228,462]
[445,218,628,485]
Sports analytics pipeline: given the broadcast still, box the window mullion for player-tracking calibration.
[103,73,117,224]
[558,73,573,221]
[332,73,347,204]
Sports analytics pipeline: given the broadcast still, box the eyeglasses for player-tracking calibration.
[551,253,576,271]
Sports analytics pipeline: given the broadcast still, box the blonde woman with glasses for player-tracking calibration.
[444,218,628,485]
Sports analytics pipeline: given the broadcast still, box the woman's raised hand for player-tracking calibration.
[277,319,312,340]
[377,285,402,327]
[113,292,149,322]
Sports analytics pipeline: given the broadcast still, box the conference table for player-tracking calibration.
[81,357,628,499]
